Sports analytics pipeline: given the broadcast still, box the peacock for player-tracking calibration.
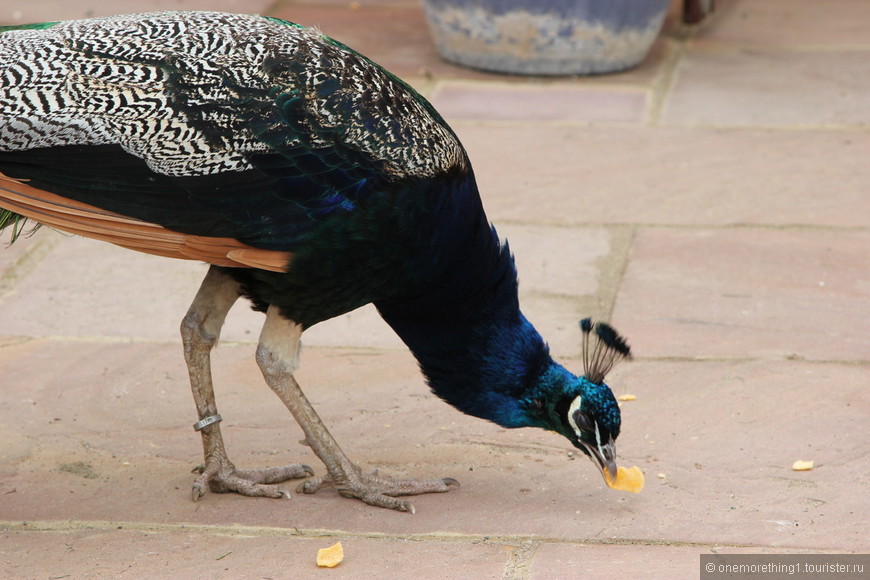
[0,11,633,512]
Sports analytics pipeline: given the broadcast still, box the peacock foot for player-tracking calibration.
[297,464,459,513]
[191,457,314,501]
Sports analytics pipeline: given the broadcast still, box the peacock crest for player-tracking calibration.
[580,318,632,385]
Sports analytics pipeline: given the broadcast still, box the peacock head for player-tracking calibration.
[540,319,632,483]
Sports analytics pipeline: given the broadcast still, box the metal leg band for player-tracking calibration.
[193,414,222,432]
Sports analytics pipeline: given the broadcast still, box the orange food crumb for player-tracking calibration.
[316,542,344,568]
[792,460,814,471]
[617,394,637,402]
[604,465,645,493]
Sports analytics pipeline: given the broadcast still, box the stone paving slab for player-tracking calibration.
[453,124,869,228]
[690,0,870,50]
[612,227,870,361]
[664,0,870,128]
[430,82,649,124]
[528,543,857,580]
[663,49,870,127]
[1,526,511,580]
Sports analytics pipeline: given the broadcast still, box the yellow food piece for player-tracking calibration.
[604,465,645,493]
[617,394,637,402]
[792,460,814,471]
[316,542,344,568]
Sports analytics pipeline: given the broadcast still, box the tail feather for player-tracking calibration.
[0,22,60,35]
[0,208,38,242]
[0,172,292,271]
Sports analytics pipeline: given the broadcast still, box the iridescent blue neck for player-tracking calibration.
[375,182,553,427]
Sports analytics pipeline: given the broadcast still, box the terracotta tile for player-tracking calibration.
[602,359,868,550]
[431,82,648,124]
[611,228,870,361]
[530,543,857,580]
[0,235,213,342]
[531,544,707,580]
[0,528,509,579]
[663,49,870,127]
[501,225,611,300]
[454,124,869,228]
[692,0,870,49]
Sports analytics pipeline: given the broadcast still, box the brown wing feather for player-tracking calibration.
[0,172,292,272]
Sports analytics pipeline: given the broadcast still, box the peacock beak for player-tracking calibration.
[580,438,618,482]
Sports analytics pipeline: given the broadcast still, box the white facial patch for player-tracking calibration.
[567,395,583,437]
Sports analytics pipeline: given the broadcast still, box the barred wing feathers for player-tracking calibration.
[0,12,467,256]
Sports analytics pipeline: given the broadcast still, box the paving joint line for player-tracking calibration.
[647,36,689,127]
[601,224,635,322]
[0,516,844,556]
[495,220,870,234]
[682,42,870,55]
[630,355,870,366]
[2,519,836,553]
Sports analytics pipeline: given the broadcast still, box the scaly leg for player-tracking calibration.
[182,267,313,501]
[255,305,459,513]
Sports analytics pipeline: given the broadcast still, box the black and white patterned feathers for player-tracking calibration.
[0,11,465,178]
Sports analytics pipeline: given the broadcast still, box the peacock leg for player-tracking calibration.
[182,267,313,501]
[256,305,459,513]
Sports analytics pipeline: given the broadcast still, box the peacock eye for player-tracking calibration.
[566,395,594,437]
[572,409,594,433]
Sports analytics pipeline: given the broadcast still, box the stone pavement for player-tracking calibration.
[0,0,867,578]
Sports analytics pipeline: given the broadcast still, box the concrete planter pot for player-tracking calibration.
[421,0,670,75]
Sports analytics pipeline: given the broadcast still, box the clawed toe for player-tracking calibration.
[234,464,314,484]
[295,465,459,512]
[442,477,460,489]
[191,459,313,501]
[297,476,327,495]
